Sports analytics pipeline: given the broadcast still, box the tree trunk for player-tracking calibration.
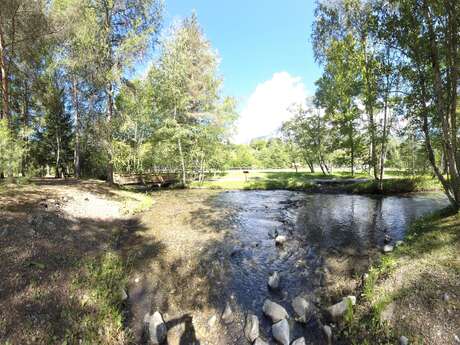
[378,67,390,191]
[55,135,61,178]
[106,83,114,184]
[350,126,355,177]
[178,137,186,186]
[72,77,81,178]
[0,27,9,122]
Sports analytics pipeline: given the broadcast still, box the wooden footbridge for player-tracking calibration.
[113,173,178,186]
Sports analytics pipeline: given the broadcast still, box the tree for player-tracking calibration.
[149,14,227,186]
[315,36,364,176]
[374,0,460,208]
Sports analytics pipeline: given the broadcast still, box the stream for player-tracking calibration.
[212,191,448,343]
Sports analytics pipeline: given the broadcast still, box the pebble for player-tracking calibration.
[208,315,217,328]
[291,337,306,345]
[253,338,269,345]
[326,296,356,321]
[291,296,312,323]
[221,302,233,323]
[399,335,409,345]
[120,288,128,301]
[145,311,167,345]
[275,235,287,245]
[383,244,394,253]
[323,325,332,345]
[454,334,460,343]
[268,271,280,290]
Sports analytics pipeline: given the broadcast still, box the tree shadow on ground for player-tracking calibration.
[0,182,163,344]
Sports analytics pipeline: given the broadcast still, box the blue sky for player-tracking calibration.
[147,0,323,143]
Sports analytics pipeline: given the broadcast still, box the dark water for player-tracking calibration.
[214,191,448,344]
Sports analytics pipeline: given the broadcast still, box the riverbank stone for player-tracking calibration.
[326,296,355,321]
[253,338,269,345]
[145,311,167,344]
[323,325,332,345]
[262,299,288,322]
[272,319,290,345]
[291,296,312,323]
[268,271,281,290]
[399,335,409,345]
[222,302,233,323]
[244,314,259,342]
[275,235,287,245]
[383,244,394,253]
[291,337,306,345]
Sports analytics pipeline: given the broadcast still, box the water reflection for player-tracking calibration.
[215,191,448,344]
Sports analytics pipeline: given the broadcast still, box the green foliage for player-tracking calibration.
[0,120,24,177]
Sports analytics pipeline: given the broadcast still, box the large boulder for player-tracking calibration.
[291,296,313,323]
[262,299,288,323]
[145,311,167,344]
[326,296,356,321]
[244,314,259,342]
[268,271,281,290]
[272,319,290,345]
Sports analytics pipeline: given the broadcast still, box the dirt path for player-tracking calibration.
[0,179,143,344]
[122,189,240,345]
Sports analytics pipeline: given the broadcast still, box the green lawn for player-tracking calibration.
[190,169,441,194]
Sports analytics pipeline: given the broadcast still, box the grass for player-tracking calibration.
[191,169,441,194]
[66,251,130,345]
[343,176,441,194]
[191,169,369,190]
[342,207,460,344]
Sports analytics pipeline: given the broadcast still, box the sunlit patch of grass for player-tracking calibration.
[345,176,441,194]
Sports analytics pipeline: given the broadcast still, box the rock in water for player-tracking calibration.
[291,337,306,345]
[383,244,394,253]
[221,302,233,323]
[275,235,287,245]
[272,319,290,345]
[395,240,404,247]
[253,338,269,345]
[244,314,259,342]
[323,325,332,345]
[291,296,312,323]
[146,311,167,344]
[326,296,355,321]
[268,271,280,290]
[399,335,409,345]
[262,299,288,323]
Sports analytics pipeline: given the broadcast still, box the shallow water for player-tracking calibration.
[213,191,448,343]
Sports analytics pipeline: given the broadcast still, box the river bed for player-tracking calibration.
[131,190,448,344]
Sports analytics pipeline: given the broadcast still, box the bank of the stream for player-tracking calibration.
[191,171,441,195]
[334,208,460,345]
[1,179,457,345]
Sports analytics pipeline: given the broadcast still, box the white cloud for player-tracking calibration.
[234,72,308,144]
